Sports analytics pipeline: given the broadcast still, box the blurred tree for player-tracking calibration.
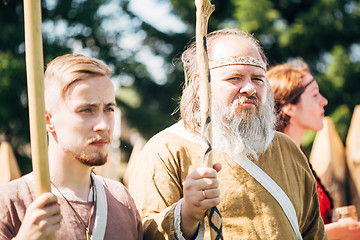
[1,0,360,173]
[146,0,360,153]
[0,0,176,173]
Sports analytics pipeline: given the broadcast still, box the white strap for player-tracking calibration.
[235,158,302,240]
[91,173,107,240]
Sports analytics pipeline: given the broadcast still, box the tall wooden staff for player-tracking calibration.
[23,0,52,221]
[195,0,223,239]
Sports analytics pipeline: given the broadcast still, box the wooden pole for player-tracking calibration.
[309,117,346,207]
[195,1,223,239]
[195,0,214,167]
[346,105,360,213]
[23,0,51,197]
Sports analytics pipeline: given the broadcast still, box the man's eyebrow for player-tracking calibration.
[222,72,244,78]
[106,102,117,107]
[252,74,266,78]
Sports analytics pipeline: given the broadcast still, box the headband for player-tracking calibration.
[209,56,267,71]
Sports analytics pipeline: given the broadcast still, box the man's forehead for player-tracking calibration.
[65,77,115,101]
[209,35,266,71]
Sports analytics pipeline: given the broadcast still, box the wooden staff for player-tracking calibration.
[23,0,51,198]
[196,0,214,167]
[195,0,223,239]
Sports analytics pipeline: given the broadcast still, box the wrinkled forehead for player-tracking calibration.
[208,35,266,71]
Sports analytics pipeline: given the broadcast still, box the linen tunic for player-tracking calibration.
[128,123,326,240]
[0,174,143,240]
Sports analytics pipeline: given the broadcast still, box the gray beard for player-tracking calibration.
[212,94,275,163]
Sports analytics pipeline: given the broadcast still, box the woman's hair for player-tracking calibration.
[266,59,309,132]
[180,28,267,132]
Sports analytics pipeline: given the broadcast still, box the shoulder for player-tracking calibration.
[0,174,35,204]
[272,132,306,157]
[97,176,140,216]
[273,131,301,148]
[97,176,134,204]
[0,174,35,228]
[269,131,312,173]
[142,122,201,158]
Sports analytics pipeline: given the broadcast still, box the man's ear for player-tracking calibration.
[282,104,296,117]
[45,111,55,133]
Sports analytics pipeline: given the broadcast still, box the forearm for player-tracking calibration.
[325,222,342,239]
[325,219,360,240]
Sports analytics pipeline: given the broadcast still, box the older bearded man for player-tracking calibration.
[128,29,326,240]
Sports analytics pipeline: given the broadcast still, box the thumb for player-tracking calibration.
[213,163,222,173]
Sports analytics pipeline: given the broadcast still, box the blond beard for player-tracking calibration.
[212,94,275,163]
[63,135,110,167]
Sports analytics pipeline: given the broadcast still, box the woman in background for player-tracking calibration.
[267,59,360,239]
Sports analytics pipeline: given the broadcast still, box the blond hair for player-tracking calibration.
[44,54,111,107]
[180,29,267,132]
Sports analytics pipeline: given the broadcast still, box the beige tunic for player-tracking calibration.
[128,126,326,240]
[0,174,143,240]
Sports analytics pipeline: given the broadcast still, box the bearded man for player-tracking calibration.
[128,29,326,240]
[0,54,143,240]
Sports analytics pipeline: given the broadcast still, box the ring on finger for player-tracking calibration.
[202,190,206,199]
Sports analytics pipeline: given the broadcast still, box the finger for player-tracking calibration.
[43,222,61,237]
[201,197,221,209]
[201,188,220,200]
[213,163,222,172]
[36,213,62,231]
[46,214,62,225]
[197,178,219,190]
[190,167,218,180]
[43,203,61,217]
[32,193,58,209]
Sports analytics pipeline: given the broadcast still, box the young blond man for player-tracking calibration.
[0,54,143,240]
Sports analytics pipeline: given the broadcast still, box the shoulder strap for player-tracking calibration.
[91,173,108,240]
[236,158,303,240]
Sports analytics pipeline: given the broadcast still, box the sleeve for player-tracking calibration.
[0,188,19,240]
[0,210,16,240]
[174,199,205,240]
[127,134,196,240]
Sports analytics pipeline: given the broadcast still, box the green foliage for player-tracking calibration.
[1,0,360,173]
[233,0,279,33]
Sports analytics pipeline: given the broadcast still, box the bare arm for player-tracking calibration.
[325,218,360,240]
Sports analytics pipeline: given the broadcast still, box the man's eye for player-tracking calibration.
[80,108,92,113]
[105,107,115,112]
[253,78,264,84]
[226,77,240,82]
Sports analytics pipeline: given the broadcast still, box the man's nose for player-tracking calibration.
[239,81,256,96]
[93,112,111,132]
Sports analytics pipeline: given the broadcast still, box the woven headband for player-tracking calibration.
[209,56,267,71]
